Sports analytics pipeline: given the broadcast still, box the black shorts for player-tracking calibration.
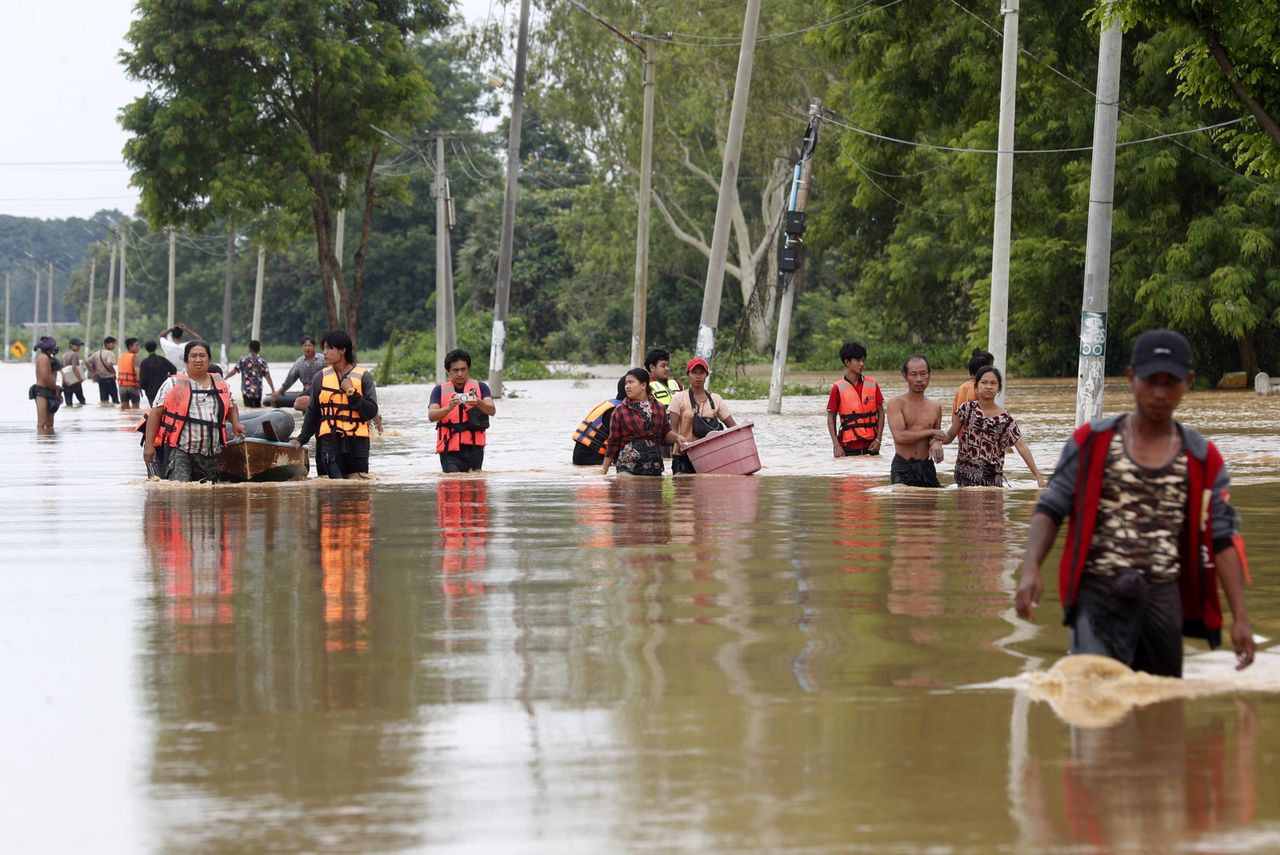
[1071,569,1184,677]
[316,435,370,478]
[890,454,942,488]
[441,445,485,473]
[243,395,262,408]
[841,445,879,457]
[572,442,603,466]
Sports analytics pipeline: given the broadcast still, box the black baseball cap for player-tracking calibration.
[1130,329,1191,380]
[69,337,83,345]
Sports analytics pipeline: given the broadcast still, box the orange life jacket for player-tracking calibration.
[436,380,487,453]
[571,399,621,455]
[117,350,140,388]
[317,366,371,438]
[836,377,880,445]
[156,373,232,448]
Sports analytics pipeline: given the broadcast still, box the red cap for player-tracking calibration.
[686,357,710,374]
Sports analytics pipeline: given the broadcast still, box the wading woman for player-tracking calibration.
[144,340,246,482]
[291,330,378,478]
[601,368,683,477]
[668,356,737,474]
[942,365,1046,488]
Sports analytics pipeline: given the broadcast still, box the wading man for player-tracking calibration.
[429,348,495,473]
[826,340,885,457]
[885,354,945,487]
[1015,330,1255,676]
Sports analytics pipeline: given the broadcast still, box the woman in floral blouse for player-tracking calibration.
[601,368,683,476]
[942,366,1046,488]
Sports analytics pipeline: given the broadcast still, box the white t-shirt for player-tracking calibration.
[159,336,187,366]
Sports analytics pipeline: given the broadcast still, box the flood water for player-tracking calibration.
[2,361,1278,853]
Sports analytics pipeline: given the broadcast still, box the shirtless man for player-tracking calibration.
[885,354,945,487]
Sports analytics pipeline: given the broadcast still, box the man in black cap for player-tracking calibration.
[61,337,87,407]
[1015,330,1255,677]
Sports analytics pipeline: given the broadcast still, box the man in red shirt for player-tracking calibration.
[826,340,885,457]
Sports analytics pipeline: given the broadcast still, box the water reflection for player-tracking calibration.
[142,487,426,852]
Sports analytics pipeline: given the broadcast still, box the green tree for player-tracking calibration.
[119,0,449,346]
[1099,0,1280,179]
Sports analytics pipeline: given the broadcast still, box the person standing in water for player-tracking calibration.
[942,366,1046,488]
[428,348,495,473]
[885,354,945,487]
[292,331,379,479]
[226,339,276,408]
[60,338,87,407]
[274,335,323,409]
[31,336,62,433]
[117,337,144,411]
[826,340,885,457]
[144,340,246,482]
[644,348,682,406]
[1015,330,1255,677]
[602,368,682,476]
[952,348,994,415]
[669,356,737,474]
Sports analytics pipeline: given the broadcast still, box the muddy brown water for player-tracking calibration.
[2,362,1278,852]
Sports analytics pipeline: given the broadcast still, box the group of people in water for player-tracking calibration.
[570,343,1046,487]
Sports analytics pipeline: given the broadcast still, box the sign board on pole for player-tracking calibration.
[10,341,27,359]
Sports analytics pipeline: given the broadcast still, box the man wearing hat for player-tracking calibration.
[61,338,87,407]
[1015,330,1256,677]
[31,336,62,433]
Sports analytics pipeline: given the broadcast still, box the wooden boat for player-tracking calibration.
[218,438,310,482]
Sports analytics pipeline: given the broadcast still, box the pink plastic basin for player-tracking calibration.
[681,420,762,475]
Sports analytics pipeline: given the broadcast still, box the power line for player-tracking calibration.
[640,0,906,47]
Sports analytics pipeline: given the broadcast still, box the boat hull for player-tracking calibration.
[218,438,310,482]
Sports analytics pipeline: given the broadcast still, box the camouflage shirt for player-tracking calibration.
[1085,425,1187,581]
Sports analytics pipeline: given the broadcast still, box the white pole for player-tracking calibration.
[630,39,657,369]
[435,134,448,379]
[85,256,96,352]
[987,0,1020,406]
[4,271,10,359]
[118,231,127,343]
[103,241,117,346]
[46,262,54,336]
[167,228,176,329]
[1075,10,1123,426]
[252,243,266,342]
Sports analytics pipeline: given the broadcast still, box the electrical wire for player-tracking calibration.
[642,0,906,47]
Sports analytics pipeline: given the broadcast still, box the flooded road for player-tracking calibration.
[1,361,1278,852]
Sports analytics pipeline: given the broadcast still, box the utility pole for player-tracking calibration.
[695,0,763,365]
[46,262,54,336]
[85,256,97,352]
[167,228,176,328]
[103,240,117,348]
[32,268,41,334]
[1075,9,1123,426]
[988,0,1020,405]
[117,232,127,343]
[443,190,457,352]
[568,2,665,368]
[252,243,266,342]
[489,0,532,398]
[769,99,822,414]
[4,271,10,360]
[435,133,449,379]
[221,225,236,366]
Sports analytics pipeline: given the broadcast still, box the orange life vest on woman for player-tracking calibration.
[837,377,880,445]
[436,380,487,453]
[117,351,140,388]
[156,373,232,448]
[317,366,371,438]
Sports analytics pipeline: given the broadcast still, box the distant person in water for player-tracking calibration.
[942,366,1046,488]
[31,336,61,433]
[226,339,276,408]
[826,340,885,457]
[157,323,202,367]
[274,335,323,410]
[291,331,378,478]
[885,354,945,487]
[1016,329,1255,677]
[138,340,177,407]
[952,347,995,415]
[60,338,86,407]
[644,347,682,406]
[117,337,143,410]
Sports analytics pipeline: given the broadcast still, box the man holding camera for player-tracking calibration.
[428,348,496,473]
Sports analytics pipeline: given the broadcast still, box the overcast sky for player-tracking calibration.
[0,0,499,222]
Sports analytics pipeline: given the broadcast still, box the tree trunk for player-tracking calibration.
[1204,31,1280,152]
[310,169,344,333]
[1238,332,1258,375]
[345,147,381,353]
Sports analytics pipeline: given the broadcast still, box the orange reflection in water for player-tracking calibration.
[320,491,373,654]
[150,497,235,656]
[829,476,887,575]
[439,478,488,599]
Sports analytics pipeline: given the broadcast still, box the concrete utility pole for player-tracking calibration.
[769,99,822,414]
[32,268,40,332]
[695,0,763,365]
[4,271,10,359]
[221,226,236,366]
[167,228,176,329]
[1075,10,1123,426]
[568,2,665,368]
[85,256,97,352]
[117,233,127,343]
[252,243,266,342]
[443,193,457,352]
[46,262,54,335]
[488,0,532,398]
[103,241,117,348]
[987,0,1020,405]
[435,133,450,379]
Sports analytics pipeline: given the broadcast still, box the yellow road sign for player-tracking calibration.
[9,341,27,359]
